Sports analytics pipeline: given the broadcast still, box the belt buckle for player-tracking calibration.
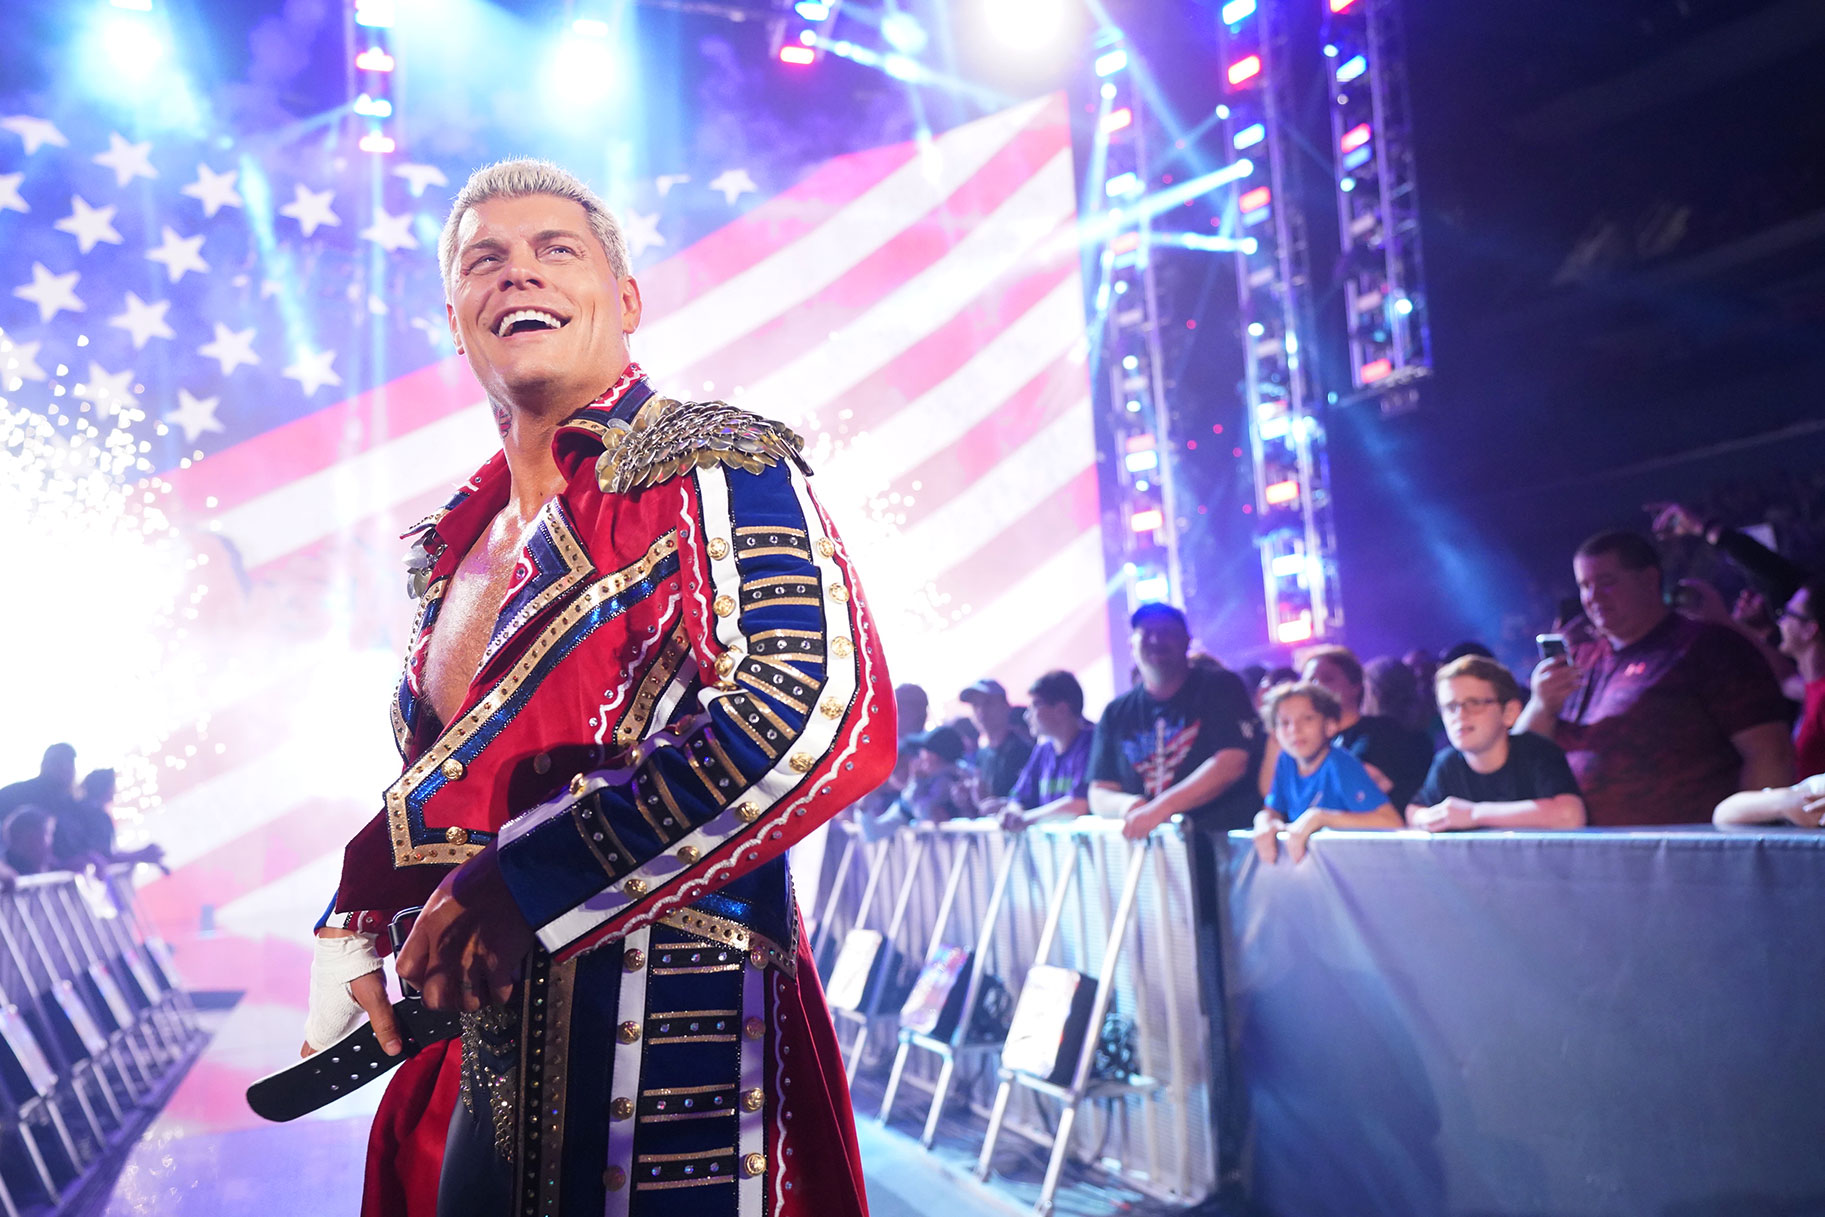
[389,906,425,997]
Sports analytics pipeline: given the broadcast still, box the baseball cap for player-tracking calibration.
[910,725,966,765]
[958,679,1008,706]
[1130,602,1188,631]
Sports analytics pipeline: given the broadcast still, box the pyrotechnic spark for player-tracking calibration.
[0,327,210,829]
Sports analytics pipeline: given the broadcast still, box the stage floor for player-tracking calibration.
[87,1000,1116,1217]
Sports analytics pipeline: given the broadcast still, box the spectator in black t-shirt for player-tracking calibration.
[0,743,80,824]
[1301,645,1434,809]
[53,769,166,872]
[959,679,1034,800]
[1408,656,1586,832]
[2,806,56,878]
[1089,603,1264,837]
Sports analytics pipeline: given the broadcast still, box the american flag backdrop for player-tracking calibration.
[1,89,1105,1131]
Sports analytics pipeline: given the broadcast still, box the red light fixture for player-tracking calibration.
[1264,479,1300,505]
[1360,358,1392,383]
[1227,55,1262,86]
[1101,108,1133,134]
[1239,186,1272,213]
[1340,122,1372,153]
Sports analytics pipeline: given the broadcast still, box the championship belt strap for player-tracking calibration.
[245,996,461,1122]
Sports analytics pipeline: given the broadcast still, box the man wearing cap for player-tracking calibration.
[868,726,972,835]
[1088,604,1262,839]
[959,679,1035,800]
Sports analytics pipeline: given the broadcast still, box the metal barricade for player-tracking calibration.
[0,868,207,1215]
[816,818,1217,1214]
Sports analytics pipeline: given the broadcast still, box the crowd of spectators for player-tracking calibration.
[0,743,164,887]
[859,504,1825,851]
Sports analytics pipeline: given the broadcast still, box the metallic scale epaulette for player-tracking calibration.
[331,366,893,1217]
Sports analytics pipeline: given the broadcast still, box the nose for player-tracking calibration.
[496,245,546,289]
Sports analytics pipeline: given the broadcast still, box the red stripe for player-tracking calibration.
[658,125,1077,396]
[919,468,1100,609]
[140,801,370,926]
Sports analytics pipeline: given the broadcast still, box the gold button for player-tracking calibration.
[819,697,844,719]
[741,1152,767,1178]
[740,1087,764,1113]
[828,583,849,603]
[610,1097,635,1120]
[707,537,730,560]
[570,773,589,797]
[789,753,815,773]
[831,637,853,659]
[749,949,767,969]
[714,651,739,678]
[624,878,648,898]
[735,802,761,824]
[743,1017,765,1041]
[713,594,736,617]
[677,845,701,866]
[444,826,468,846]
[603,1166,627,1191]
[533,753,552,775]
[816,538,835,557]
[440,757,465,782]
[623,948,645,972]
[618,1020,641,1044]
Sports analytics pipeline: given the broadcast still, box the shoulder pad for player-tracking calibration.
[593,397,813,495]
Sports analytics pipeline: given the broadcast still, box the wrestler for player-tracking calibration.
[302,159,894,1217]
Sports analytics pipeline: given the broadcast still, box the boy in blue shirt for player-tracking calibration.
[1252,681,1402,863]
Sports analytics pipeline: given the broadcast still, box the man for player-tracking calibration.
[53,768,167,871]
[995,670,1094,830]
[1300,645,1434,810]
[1089,604,1262,838]
[0,743,79,822]
[1519,530,1793,825]
[2,807,55,877]
[958,678,1033,800]
[895,683,929,738]
[868,726,971,834]
[1777,576,1825,779]
[1407,657,1585,832]
[306,161,894,1217]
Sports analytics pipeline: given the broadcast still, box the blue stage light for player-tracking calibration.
[795,1,830,19]
[1221,0,1256,24]
[96,11,167,84]
[355,0,396,28]
[1133,572,1171,603]
[882,12,928,55]
[353,93,393,118]
[1233,122,1265,149]
[550,32,622,102]
[883,54,923,82]
[1336,54,1367,82]
[1095,48,1128,77]
[1105,172,1140,198]
[109,0,153,10]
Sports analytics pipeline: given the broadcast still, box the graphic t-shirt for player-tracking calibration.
[1088,667,1262,830]
[1264,747,1389,817]
[1009,722,1094,810]
[1411,731,1583,809]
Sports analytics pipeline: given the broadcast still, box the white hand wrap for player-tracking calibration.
[304,933,383,1052]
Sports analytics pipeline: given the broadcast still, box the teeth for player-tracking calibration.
[495,309,564,337]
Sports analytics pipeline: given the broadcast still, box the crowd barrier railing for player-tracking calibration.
[808,817,1216,1216]
[0,866,207,1217]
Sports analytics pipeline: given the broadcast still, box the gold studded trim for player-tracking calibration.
[735,667,812,716]
[384,532,680,868]
[474,497,594,675]
[658,908,795,975]
[612,621,691,748]
[533,956,575,1216]
[733,524,807,538]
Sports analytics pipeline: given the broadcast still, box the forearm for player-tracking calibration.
[1089,783,1143,818]
[1713,788,1801,826]
[1152,749,1248,818]
[1712,527,1806,607]
[1023,795,1087,824]
[1516,698,1560,739]
[1328,802,1404,830]
[1468,794,1586,829]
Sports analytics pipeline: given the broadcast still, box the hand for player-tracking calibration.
[1412,797,1476,833]
[1251,810,1286,863]
[1796,780,1825,827]
[303,930,400,1058]
[1734,589,1773,634]
[1647,502,1704,540]
[395,845,536,1014]
[1674,578,1731,624]
[996,805,1029,832]
[1529,655,1580,714]
[1121,797,1172,840]
[1284,808,1327,863]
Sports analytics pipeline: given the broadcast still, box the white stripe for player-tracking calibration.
[214,403,496,570]
[731,148,1077,427]
[737,957,766,1215]
[602,926,649,1217]
[821,273,1084,487]
[636,95,1053,378]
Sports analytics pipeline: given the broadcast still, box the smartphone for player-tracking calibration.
[1535,633,1568,663]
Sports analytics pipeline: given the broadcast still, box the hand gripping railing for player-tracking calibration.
[0,867,208,1215]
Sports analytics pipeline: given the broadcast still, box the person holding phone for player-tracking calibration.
[1516,530,1794,825]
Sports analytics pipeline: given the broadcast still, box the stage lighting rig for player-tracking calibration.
[1323,0,1431,413]
[1216,0,1343,646]
[348,1,398,154]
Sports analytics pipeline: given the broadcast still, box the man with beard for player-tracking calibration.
[302,160,894,1217]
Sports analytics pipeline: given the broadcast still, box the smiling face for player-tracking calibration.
[446,193,642,417]
[1574,550,1664,645]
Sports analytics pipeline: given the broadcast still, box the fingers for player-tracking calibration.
[349,969,402,1056]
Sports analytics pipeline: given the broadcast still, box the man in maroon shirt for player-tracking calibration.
[1519,530,1795,825]
[1779,575,1825,779]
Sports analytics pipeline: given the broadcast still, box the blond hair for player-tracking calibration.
[438,158,631,299]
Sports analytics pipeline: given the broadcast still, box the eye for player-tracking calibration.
[467,254,498,272]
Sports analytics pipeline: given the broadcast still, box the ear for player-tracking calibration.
[446,302,463,355]
[619,276,643,334]
[1501,699,1522,730]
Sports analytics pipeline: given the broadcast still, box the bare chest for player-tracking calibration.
[421,524,524,729]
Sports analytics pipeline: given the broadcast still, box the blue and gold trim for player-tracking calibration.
[477,497,594,674]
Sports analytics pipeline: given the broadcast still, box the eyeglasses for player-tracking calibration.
[1439,697,1501,717]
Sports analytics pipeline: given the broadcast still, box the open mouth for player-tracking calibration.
[494,308,568,338]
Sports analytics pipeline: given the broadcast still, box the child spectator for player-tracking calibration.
[1408,657,1587,832]
[864,726,972,838]
[1252,682,1401,863]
